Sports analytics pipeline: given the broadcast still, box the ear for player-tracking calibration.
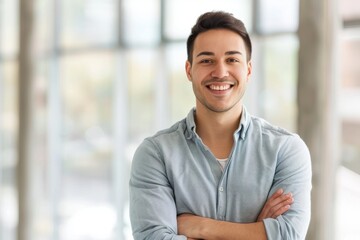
[246,60,252,82]
[185,60,192,81]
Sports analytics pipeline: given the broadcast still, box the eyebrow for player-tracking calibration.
[196,51,243,58]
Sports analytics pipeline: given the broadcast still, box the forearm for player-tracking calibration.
[203,220,267,240]
[178,189,295,240]
[178,214,267,240]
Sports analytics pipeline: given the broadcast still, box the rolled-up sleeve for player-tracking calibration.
[263,135,312,240]
[129,139,187,240]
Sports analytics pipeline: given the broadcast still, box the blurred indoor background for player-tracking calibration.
[0,0,359,239]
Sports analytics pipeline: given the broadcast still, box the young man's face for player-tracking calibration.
[185,29,252,113]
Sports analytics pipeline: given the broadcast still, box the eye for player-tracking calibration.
[199,59,214,64]
[226,58,239,63]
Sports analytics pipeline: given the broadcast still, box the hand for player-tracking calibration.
[257,188,294,222]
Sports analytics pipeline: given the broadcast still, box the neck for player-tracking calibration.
[195,105,243,159]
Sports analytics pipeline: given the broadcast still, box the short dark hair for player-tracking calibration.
[186,11,252,63]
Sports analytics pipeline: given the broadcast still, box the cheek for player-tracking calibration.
[236,69,249,79]
[192,68,209,80]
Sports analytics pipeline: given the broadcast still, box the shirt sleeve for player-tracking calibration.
[129,138,187,240]
[263,134,312,240]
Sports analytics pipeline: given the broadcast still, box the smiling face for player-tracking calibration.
[186,29,252,114]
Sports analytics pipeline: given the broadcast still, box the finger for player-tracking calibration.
[258,189,284,218]
[258,192,293,220]
[267,192,293,208]
[268,188,284,202]
[268,196,294,218]
[268,193,293,212]
[270,205,291,218]
[270,200,294,218]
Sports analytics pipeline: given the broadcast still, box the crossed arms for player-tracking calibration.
[177,189,294,240]
[130,135,312,240]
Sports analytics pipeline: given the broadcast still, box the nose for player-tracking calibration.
[211,62,229,79]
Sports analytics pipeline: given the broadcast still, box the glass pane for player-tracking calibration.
[122,0,160,46]
[340,29,360,174]
[256,0,299,34]
[340,30,360,88]
[341,119,360,173]
[165,43,195,123]
[31,59,59,240]
[60,52,116,239]
[0,0,19,56]
[0,61,18,240]
[164,0,253,40]
[340,0,360,20]
[261,35,298,131]
[61,0,117,49]
[34,0,53,54]
[336,166,360,240]
[127,49,158,141]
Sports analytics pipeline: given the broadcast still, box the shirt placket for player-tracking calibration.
[217,178,227,220]
[192,129,239,221]
[216,134,240,221]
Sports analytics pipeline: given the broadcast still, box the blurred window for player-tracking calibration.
[122,0,161,46]
[337,1,360,239]
[255,0,299,34]
[61,0,117,48]
[0,61,18,240]
[258,35,298,131]
[2,0,360,240]
[164,0,252,40]
[165,42,195,123]
[60,53,117,239]
[340,1,360,176]
[0,0,19,56]
[341,0,360,21]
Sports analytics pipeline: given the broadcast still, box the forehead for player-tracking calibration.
[193,29,247,56]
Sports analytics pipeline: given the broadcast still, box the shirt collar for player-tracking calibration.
[185,106,251,140]
[185,108,196,139]
[237,106,250,140]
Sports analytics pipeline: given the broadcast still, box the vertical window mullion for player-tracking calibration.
[47,0,62,239]
[0,65,4,240]
[154,46,170,131]
[113,50,128,240]
[113,0,127,239]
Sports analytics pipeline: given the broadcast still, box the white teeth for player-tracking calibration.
[209,84,231,91]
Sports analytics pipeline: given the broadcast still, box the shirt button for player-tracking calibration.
[219,187,224,192]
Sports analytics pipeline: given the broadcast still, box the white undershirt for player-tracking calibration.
[217,158,228,171]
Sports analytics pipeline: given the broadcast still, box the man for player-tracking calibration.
[130,11,312,240]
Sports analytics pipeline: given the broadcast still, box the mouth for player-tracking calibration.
[208,84,232,91]
[206,82,234,92]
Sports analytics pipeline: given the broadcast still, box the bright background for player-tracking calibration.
[0,0,359,239]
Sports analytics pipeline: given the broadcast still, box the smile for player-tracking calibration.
[208,84,232,91]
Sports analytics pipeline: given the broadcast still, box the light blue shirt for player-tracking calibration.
[130,107,312,240]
